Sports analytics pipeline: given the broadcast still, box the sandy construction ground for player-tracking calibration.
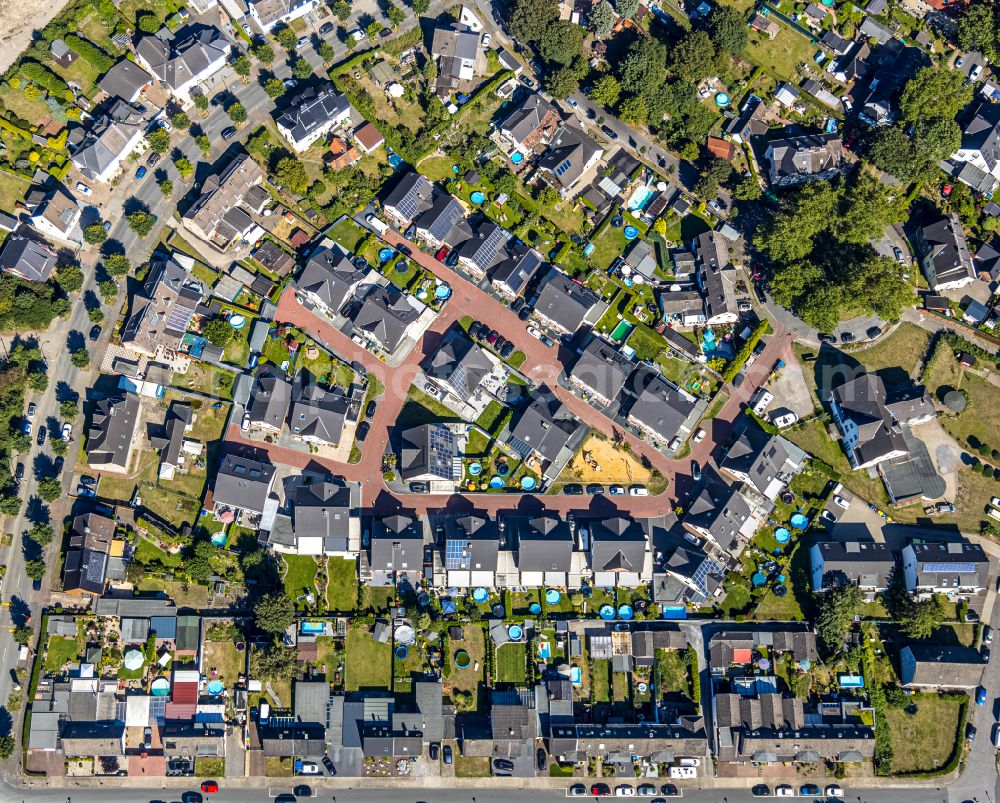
[562,433,653,485]
[0,0,72,73]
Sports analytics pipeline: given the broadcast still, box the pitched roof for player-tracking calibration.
[354,122,384,151]
[569,338,634,403]
[901,644,984,687]
[533,268,606,332]
[718,426,806,499]
[765,133,843,184]
[71,99,146,182]
[135,25,227,91]
[247,365,292,430]
[297,244,367,312]
[349,284,420,352]
[537,123,603,191]
[414,194,467,244]
[289,380,349,446]
[63,512,116,595]
[506,391,584,465]
[499,93,561,149]
[370,513,424,571]
[86,393,140,470]
[382,172,434,224]
[213,452,275,514]
[918,213,975,289]
[275,86,351,145]
[98,58,153,100]
[399,423,459,481]
[440,512,500,572]
[515,515,573,572]
[121,252,205,354]
[810,540,895,590]
[289,479,356,550]
[0,235,57,282]
[627,372,700,442]
[589,516,647,574]
[426,334,495,398]
[491,241,544,295]
[183,154,265,247]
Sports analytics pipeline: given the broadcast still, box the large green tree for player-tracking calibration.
[509,0,558,42]
[898,65,972,125]
[958,2,999,61]
[254,592,295,634]
[538,20,585,66]
[709,6,748,55]
[670,31,717,82]
[588,0,615,36]
[816,583,863,651]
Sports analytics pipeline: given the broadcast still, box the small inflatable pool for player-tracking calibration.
[545,589,561,604]
[510,152,524,164]
[472,587,489,603]
[715,92,731,107]
[775,527,791,543]
[206,680,224,695]
[470,191,486,204]
[623,225,639,240]
[228,314,246,329]
[599,605,615,620]
[790,513,809,529]
[508,624,523,640]
[378,248,394,263]
[618,604,634,621]
[469,462,482,476]
[489,476,504,489]
[529,602,542,614]
[520,476,536,490]
[434,284,452,300]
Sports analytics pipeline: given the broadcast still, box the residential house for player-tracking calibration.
[347,283,423,354]
[147,401,196,480]
[275,86,352,153]
[0,236,57,283]
[503,390,586,482]
[623,238,658,281]
[120,251,206,358]
[859,16,894,44]
[134,25,229,104]
[328,137,360,171]
[29,187,81,246]
[488,241,543,299]
[382,172,434,229]
[654,540,726,606]
[683,473,772,559]
[455,219,511,279]
[809,540,895,593]
[707,136,736,161]
[182,154,268,250]
[247,365,292,434]
[900,644,984,689]
[248,0,319,32]
[437,512,500,588]
[532,268,607,335]
[625,371,702,449]
[901,540,989,597]
[513,514,575,587]
[424,333,498,408]
[414,194,471,249]
[820,30,853,56]
[259,722,327,758]
[537,123,604,197]
[763,133,844,187]
[161,721,225,761]
[749,12,780,38]
[70,100,146,183]
[430,14,483,98]
[86,392,141,473]
[354,122,384,154]
[659,288,706,328]
[296,244,371,316]
[803,3,828,27]
[288,379,352,447]
[568,337,635,408]
[62,512,116,595]
[398,423,461,489]
[98,58,153,102]
[212,452,276,519]
[829,373,935,470]
[725,97,768,144]
[266,477,361,556]
[253,240,296,277]
[975,240,1000,282]
[915,213,976,291]
[365,513,425,585]
[61,722,126,758]
[497,94,561,155]
[695,230,739,325]
[718,425,807,501]
[775,83,800,108]
[549,720,708,766]
[588,516,650,587]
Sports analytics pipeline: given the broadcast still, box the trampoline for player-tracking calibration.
[470,191,486,204]
[395,645,409,660]
[599,605,615,620]
[510,152,524,164]
[520,476,537,491]
[790,513,809,529]
[496,461,510,477]
[472,588,489,603]
[781,491,794,505]
[635,600,648,612]
[435,284,452,300]
[545,589,561,604]
[211,532,227,547]
[529,602,542,615]
[378,248,394,263]
[417,591,430,606]
[206,680,224,696]
[758,658,771,671]
[454,649,471,669]
[611,216,624,227]
[618,604,634,621]
[493,604,506,618]
[229,314,246,329]
[388,153,402,168]
[637,682,648,693]
[150,677,170,696]
[581,585,593,599]
[489,476,504,489]
[774,585,788,597]
[623,225,639,240]
[394,259,408,272]
[774,527,791,543]
[752,572,768,587]
[508,624,524,640]
[715,92,731,107]
[469,462,483,476]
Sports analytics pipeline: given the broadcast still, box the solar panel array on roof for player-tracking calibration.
[446,538,471,570]
[922,562,977,573]
[427,426,457,479]
[394,185,426,222]
[689,557,724,603]
[554,159,572,177]
[505,433,533,459]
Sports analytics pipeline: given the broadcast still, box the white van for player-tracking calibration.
[988,507,1000,522]
[350,28,366,42]
[751,389,774,416]
[366,213,389,235]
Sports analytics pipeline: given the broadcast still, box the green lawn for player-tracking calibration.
[655,649,690,700]
[134,536,182,568]
[454,755,491,777]
[0,170,29,211]
[885,692,965,774]
[344,626,392,691]
[194,757,225,777]
[325,557,358,612]
[282,555,319,609]
[202,639,244,687]
[397,386,461,427]
[588,224,631,270]
[326,216,369,253]
[44,635,82,674]
[172,362,234,399]
[495,643,527,684]
[445,624,486,697]
[744,23,819,81]
[591,658,611,703]
[625,323,667,362]
[475,400,506,435]
[754,542,809,621]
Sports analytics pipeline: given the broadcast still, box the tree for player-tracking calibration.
[898,595,943,639]
[227,101,248,125]
[618,94,648,125]
[36,476,62,502]
[233,55,252,81]
[387,3,406,26]
[12,625,32,646]
[0,734,15,759]
[815,583,863,650]
[98,279,117,301]
[193,93,209,113]
[365,20,383,39]
[29,522,54,546]
[671,31,717,82]
[958,2,999,60]
[275,25,298,50]
[545,66,580,99]
[898,65,972,125]
[83,223,107,245]
[732,174,762,201]
[709,5,748,54]
[693,157,733,200]
[127,210,155,237]
[509,0,558,42]
[291,56,314,80]
[0,496,22,516]
[27,372,48,392]
[613,0,639,18]
[264,77,285,99]
[194,134,211,157]
[250,641,298,680]
[88,306,104,324]
[147,127,170,154]
[185,540,215,583]
[70,348,91,369]
[174,155,194,179]
[60,400,78,420]
[104,253,130,277]
[56,263,84,294]
[318,41,336,62]
[538,20,585,66]
[589,74,620,107]
[254,592,295,634]
[170,111,191,130]
[411,0,429,12]
[589,1,616,36]
[274,156,310,194]
[203,317,235,347]
[332,0,352,19]
[137,12,160,33]
[159,178,174,196]
[252,42,275,64]
[835,173,905,244]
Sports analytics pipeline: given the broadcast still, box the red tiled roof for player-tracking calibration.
[707,136,736,160]
[733,648,753,664]
[354,122,384,152]
[171,681,198,706]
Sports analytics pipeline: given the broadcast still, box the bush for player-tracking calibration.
[19,60,70,98]
[64,35,114,72]
[83,223,107,245]
[722,320,771,383]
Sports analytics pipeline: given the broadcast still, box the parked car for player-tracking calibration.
[319,21,334,34]
[967,722,977,741]
[135,166,147,180]
[564,484,584,495]
[983,645,991,662]
[800,784,821,797]
[693,427,706,443]
[14,463,24,484]
[397,243,412,256]
[26,402,36,420]
[591,785,611,797]
[200,781,219,793]
[486,330,499,345]
[833,494,850,509]
[80,475,96,489]
[61,423,72,441]
[435,246,450,262]
[841,331,855,343]
[510,296,525,313]
[527,325,542,339]
[536,749,547,771]
[442,745,453,764]
[570,785,588,796]
[322,756,336,774]
[866,326,882,339]
[636,784,656,797]
[146,151,161,167]
[429,743,439,761]
[408,482,429,494]
[296,35,309,47]
[586,484,604,495]
[775,786,794,797]
[75,182,92,196]
[365,400,377,420]
[691,461,701,481]
[446,250,460,267]
[518,306,532,321]
[221,126,237,140]
[629,485,648,496]
[601,124,619,140]
[659,785,679,797]
[89,324,102,341]
[752,785,771,797]
[36,426,46,446]
[818,333,836,344]
[540,335,554,347]
[609,485,625,496]
[970,63,984,80]
[500,341,515,359]
[293,786,313,798]
[482,32,492,46]
[356,422,370,442]
[893,246,905,264]
[825,786,844,798]
[283,78,298,89]
[985,625,993,645]
[614,786,635,797]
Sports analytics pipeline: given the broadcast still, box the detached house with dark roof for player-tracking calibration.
[98,58,153,103]
[532,268,608,335]
[456,219,511,279]
[537,123,604,198]
[147,400,196,480]
[625,371,703,449]
[900,644,985,689]
[212,453,276,519]
[246,365,292,434]
[275,86,352,153]
[695,230,738,325]
[718,426,807,501]
[810,540,895,594]
[382,172,434,229]
[296,244,371,316]
[588,516,650,587]
[503,390,587,483]
[683,473,772,560]
[63,512,116,595]
[497,93,561,155]
[70,100,146,183]
[915,213,976,291]
[86,393,141,474]
[134,25,229,104]
[763,133,844,187]
[429,12,484,98]
[347,283,423,354]
[491,241,544,300]
[398,423,461,490]
[568,337,635,408]
[948,102,1000,194]
[289,379,352,448]
[182,154,267,250]
[423,332,499,411]
[120,251,205,358]
[414,194,471,249]
[0,236,57,283]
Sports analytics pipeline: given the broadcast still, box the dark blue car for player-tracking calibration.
[135,166,147,180]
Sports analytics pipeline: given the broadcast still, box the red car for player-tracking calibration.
[591,784,610,796]
[435,246,450,262]
[201,780,219,794]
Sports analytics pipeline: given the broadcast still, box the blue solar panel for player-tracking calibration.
[446,538,470,570]
[923,562,976,573]
[689,558,724,604]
